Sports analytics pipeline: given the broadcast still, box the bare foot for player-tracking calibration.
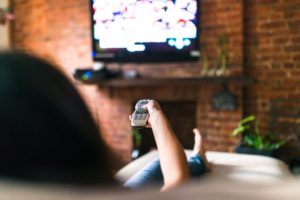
[192,128,212,170]
[192,128,204,155]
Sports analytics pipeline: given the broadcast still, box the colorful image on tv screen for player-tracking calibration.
[92,0,198,53]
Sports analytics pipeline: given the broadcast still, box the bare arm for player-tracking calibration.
[144,100,190,191]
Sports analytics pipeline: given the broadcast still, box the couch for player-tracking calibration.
[116,150,294,184]
[0,150,298,200]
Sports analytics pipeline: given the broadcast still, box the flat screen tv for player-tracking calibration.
[90,0,200,63]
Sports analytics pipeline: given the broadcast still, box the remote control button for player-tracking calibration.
[136,114,141,120]
[141,114,147,119]
[137,109,143,114]
[135,100,150,111]
[133,113,138,120]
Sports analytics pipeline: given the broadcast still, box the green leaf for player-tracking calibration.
[132,129,142,147]
[243,134,256,147]
[268,141,286,150]
[243,134,264,150]
[232,115,287,151]
[239,115,256,125]
[232,125,249,136]
[255,136,264,150]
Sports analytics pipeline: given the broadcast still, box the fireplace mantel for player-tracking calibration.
[95,76,256,88]
[90,76,255,97]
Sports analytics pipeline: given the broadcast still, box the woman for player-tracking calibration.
[0,51,209,190]
[0,51,113,186]
[125,101,209,190]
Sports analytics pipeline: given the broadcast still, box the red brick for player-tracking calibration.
[13,0,300,166]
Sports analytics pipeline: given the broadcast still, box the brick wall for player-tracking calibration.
[13,0,93,72]
[244,0,300,160]
[12,0,300,169]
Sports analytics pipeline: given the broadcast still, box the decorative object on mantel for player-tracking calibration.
[73,65,121,83]
[0,7,14,25]
[200,44,209,76]
[232,115,286,157]
[215,34,230,76]
[211,84,236,111]
[123,70,139,79]
[201,34,230,77]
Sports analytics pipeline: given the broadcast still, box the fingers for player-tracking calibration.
[142,104,148,112]
[144,123,151,128]
[140,99,153,112]
[145,100,161,114]
[193,128,200,135]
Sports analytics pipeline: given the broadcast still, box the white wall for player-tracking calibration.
[0,0,10,49]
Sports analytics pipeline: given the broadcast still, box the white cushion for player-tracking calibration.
[115,150,294,184]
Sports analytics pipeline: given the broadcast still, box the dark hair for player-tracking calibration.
[0,51,114,186]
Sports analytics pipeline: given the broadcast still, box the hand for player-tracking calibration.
[143,100,163,128]
[142,100,161,115]
[129,100,162,128]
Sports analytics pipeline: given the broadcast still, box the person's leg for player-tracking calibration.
[123,128,210,189]
[123,156,163,189]
[123,154,208,189]
[192,128,212,171]
[187,154,208,177]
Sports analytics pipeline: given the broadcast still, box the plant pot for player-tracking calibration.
[131,147,141,160]
[235,144,276,157]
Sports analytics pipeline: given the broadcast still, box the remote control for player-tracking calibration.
[131,99,150,128]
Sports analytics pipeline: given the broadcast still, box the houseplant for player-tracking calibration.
[232,115,286,157]
[131,128,143,159]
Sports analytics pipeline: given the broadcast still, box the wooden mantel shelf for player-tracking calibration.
[96,76,256,88]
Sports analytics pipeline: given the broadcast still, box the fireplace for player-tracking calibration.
[160,101,197,149]
[134,101,197,158]
[93,78,249,169]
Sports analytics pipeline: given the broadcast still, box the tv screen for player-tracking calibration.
[90,0,200,63]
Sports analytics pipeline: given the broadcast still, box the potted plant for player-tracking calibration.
[232,115,286,157]
[131,128,143,160]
